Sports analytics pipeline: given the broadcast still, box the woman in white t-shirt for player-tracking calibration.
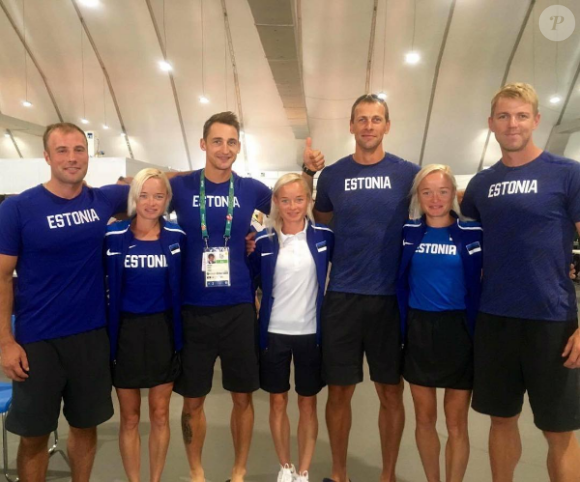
[249,173,334,482]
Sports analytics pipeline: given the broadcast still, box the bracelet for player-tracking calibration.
[302,163,317,177]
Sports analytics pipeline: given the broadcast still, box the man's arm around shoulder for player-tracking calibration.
[562,222,580,369]
[0,254,29,381]
[314,209,333,225]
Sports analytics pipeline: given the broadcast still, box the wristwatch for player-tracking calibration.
[302,163,317,177]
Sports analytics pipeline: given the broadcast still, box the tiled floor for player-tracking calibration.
[3,286,580,481]
[3,364,578,481]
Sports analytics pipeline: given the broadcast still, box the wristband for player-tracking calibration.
[302,163,317,177]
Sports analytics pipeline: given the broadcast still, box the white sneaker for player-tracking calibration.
[295,470,309,482]
[276,463,295,482]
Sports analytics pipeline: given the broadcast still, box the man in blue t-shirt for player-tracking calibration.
[0,123,129,481]
[462,83,580,481]
[303,95,420,482]
[170,112,271,482]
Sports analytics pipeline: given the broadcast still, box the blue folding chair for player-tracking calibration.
[0,382,69,482]
[0,381,18,482]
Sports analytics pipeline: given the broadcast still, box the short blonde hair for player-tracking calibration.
[127,168,172,217]
[491,82,539,116]
[409,164,463,220]
[267,173,314,242]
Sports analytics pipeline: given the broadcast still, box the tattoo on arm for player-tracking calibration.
[181,411,193,445]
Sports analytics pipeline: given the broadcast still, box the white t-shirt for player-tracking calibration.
[269,224,318,335]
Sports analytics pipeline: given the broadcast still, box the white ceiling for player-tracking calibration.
[0,0,579,175]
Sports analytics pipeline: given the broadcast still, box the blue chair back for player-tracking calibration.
[0,383,12,414]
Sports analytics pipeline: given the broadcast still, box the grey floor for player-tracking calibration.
[5,282,580,482]
[3,364,579,482]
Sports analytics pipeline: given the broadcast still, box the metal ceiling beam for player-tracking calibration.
[221,0,249,171]
[246,0,309,140]
[418,0,456,166]
[545,54,580,155]
[365,0,379,94]
[554,52,580,127]
[3,129,23,158]
[0,0,63,122]
[477,0,536,171]
[0,102,23,157]
[70,0,135,159]
[553,118,580,135]
[143,0,191,169]
[222,0,245,130]
[0,112,45,136]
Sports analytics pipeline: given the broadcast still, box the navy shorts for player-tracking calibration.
[6,328,114,437]
[472,312,580,432]
[321,292,402,386]
[174,304,259,398]
[260,333,324,397]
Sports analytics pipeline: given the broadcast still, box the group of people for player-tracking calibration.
[0,81,578,482]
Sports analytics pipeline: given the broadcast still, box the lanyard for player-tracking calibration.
[199,169,235,247]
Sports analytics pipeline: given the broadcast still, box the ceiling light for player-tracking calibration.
[102,124,109,130]
[121,132,126,137]
[549,95,562,104]
[4,133,10,138]
[158,60,172,72]
[80,0,99,7]
[199,95,210,104]
[81,118,89,124]
[377,92,387,100]
[405,52,420,64]
[22,100,32,107]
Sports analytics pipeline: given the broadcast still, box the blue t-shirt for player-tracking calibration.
[315,154,420,295]
[462,151,580,321]
[121,239,171,314]
[409,226,466,311]
[170,171,271,306]
[0,184,129,343]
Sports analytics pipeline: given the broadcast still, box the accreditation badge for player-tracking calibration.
[203,247,231,287]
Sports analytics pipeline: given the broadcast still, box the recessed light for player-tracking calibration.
[22,100,32,107]
[159,61,172,72]
[549,95,562,104]
[405,52,420,65]
[81,118,89,124]
[377,92,387,100]
[102,124,109,130]
[199,95,210,104]
[4,133,10,138]
[80,0,99,7]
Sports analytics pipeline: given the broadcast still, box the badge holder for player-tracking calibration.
[199,169,234,288]
[202,246,230,287]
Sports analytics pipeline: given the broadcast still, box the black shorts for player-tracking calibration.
[113,311,180,389]
[321,292,402,386]
[260,333,324,397]
[403,309,473,390]
[6,328,114,437]
[174,303,259,398]
[472,312,580,432]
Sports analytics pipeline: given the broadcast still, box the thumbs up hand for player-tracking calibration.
[303,137,325,172]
